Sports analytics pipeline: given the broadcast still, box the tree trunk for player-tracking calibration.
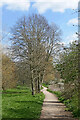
[30,67,34,95]
[35,79,38,93]
[38,73,40,93]
[31,71,34,95]
[42,70,45,83]
[23,80,24,85]
[31,79,34,95]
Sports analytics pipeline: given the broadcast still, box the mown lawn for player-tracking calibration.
[2,86,45,120]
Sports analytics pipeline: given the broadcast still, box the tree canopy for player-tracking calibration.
[10,14,61,95]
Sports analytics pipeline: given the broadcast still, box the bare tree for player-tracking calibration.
[10,14,61,95]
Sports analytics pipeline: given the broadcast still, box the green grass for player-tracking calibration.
[47,89,80,119]
[42,83,49,88]
[41,86,43,90]
[2,86,45,119]
[47,89,62,98]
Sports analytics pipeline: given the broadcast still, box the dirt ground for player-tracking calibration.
[40,87,78,120]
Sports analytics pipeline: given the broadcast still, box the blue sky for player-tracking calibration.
[1,0,78,47]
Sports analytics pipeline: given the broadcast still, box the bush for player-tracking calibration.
[2,54,17,90]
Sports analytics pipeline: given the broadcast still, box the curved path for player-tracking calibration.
[40,87,78,120]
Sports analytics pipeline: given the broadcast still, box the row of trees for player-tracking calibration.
[56,40,80,112]
[9,14,61,95]
[2,54,17,90]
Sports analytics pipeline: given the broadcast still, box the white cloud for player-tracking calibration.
[57,41,66,46]
[32,0,79,13]
[0,2,2,7]
[66,33,78,44]
[0,0,79,12]
[0,0,30,11]
[67,18,78,25]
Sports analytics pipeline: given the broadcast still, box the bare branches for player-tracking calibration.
[10,14,61,95]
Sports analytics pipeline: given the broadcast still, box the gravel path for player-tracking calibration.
[40,87,78,120]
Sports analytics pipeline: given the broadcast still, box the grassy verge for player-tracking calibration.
[2,86,45,119]
[41,86,43,90]
[47,89,80,119]
[42,83,49,88]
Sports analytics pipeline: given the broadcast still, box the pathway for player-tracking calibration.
[40,87,78,120]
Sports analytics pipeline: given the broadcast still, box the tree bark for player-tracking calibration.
[35,79,38,93]
[31,70,34,95]
[38,73,40,93]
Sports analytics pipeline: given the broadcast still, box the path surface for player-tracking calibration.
[40,87,78,120]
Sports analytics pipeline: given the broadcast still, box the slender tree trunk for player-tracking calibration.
[30,62,34,95]
[39,73,42,90]
[23,80,24,85]
[31,75,34,95]
[38,73,40,93]
[35,79,38,93]
[31,79,34,95]
[31,70,34,95]
[38,78,40,93]
[42,70,45,83]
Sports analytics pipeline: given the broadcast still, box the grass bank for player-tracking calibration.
[42,83,49,88]
[47,89,80,119]
[2,86,45,119]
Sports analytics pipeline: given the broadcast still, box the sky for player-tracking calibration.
[0,0,79,48]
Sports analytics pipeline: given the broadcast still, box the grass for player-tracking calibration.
[2,86,45,119]
[41,86,43,90]
[47,88,80,119]
[47,89,62,98]
[42,83,49,88]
